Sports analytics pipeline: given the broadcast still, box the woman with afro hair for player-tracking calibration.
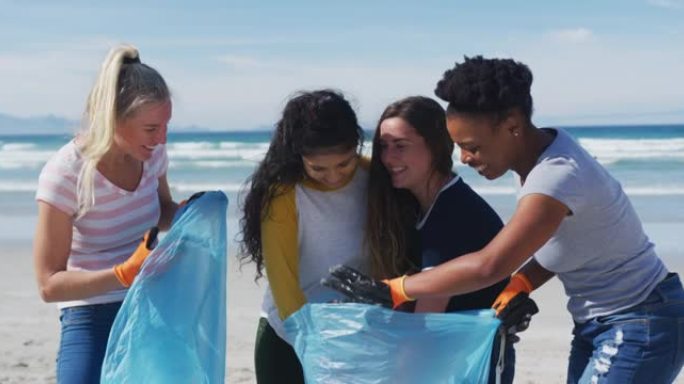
[327,56,684,383]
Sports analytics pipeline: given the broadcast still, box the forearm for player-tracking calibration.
[414,297,450,313]
[517,258,555,290]
[157,200,179,231]
[404,250,509,300]
[38,269,123,303]
[156,174,178,231]
[404,195,567,300]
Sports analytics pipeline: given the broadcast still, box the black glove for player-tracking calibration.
[181,191,206,207]
[321,265,393,308]
[497,292,539,335]
[173,191,207,223]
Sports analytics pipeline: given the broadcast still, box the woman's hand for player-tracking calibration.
[113,227,159,287]
[322,265,415,309]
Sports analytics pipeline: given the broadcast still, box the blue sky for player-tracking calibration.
[1,0,683,130]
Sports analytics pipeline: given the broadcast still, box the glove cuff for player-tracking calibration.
[512,273,534,293]
[397,275,415,302]
[384,275,415,308]
[113,264,133,287]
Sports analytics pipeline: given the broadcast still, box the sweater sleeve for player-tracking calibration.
[261,187,306,320]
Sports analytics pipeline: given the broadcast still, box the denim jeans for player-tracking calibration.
[56,302,122,384]
[567,273,684,384]
[489,330,516,384]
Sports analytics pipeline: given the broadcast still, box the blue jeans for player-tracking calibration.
[567,272,684,384]
[489,331,516,384]
[56,302,122,384]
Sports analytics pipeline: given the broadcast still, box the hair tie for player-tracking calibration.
[122,55,141,65]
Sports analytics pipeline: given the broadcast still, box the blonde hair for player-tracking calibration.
[76,44,169,218]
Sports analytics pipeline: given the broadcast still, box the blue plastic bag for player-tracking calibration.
[101,191,228,384]
[284,303,500,384]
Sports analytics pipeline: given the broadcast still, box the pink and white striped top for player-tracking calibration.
[36,140,168,308]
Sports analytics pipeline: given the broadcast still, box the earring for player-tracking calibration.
[513,131,519,137]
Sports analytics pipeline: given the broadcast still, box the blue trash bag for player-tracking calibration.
[101,191,228,384]
[284,303,500,384]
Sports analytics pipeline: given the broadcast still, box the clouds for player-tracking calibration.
[647,0,684,9]
[0,42,107,119]
[520,30,684,125]
[166,55,443,130]
[216,55,265,70]
[547,28,594,44]
[0,2,682,131]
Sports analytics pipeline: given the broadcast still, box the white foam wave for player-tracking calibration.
[447,138,684,167]
[169,160,257,169]
[578,138,684,161]
[166,147,267,161]
[1,143,37,150]
[0,182,39,192]
[0,148,55,169]
[219,141,269,150]
[0,162,38,170]
[166,142,216,150]
[2,179,684,197]
[469,185,684,196]
[170,183,245,193]
[470,186,517,195]
[0,180,248,194]
[624,187,684,196]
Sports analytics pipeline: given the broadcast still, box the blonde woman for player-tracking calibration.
[33,44,178,383]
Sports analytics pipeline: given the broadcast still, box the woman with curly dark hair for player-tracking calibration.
[238,89,368,383]
[327,56,684,383]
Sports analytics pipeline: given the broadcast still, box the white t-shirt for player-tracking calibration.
[260,166,369,342]
[519,128,667,322]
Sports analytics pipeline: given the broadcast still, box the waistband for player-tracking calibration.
[647,272,683,303]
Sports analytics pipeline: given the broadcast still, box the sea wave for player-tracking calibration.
[168,160,258,169]
[0,148,56,169]
[0,143,37,151]
[469,185,684,196]
[3,179,684,196]
[170,183,246,193]
[3,136,683,171]
[166,147,267,162]
[578,138,684,160]
[0,182,39,192]
[166,141,217,150]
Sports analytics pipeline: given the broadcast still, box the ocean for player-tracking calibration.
[1,125,682,266]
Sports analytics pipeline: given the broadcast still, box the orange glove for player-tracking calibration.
[492,272,534,315]
[382,275,416,309]
[113,228,159,287]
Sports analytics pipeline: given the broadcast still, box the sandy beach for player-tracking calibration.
[0,239,681,383]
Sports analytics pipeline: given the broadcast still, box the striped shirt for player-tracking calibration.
[36,140,168,308]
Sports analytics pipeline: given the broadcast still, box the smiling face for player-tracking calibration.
[301,147,359,190]
[378,117,434,194]
[114,100,172,161]
[446,113,514,180]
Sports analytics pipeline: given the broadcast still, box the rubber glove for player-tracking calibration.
[113,227,159,287]
[322,265,415,309]
[493,273,539,336]
[492,273,534,315]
